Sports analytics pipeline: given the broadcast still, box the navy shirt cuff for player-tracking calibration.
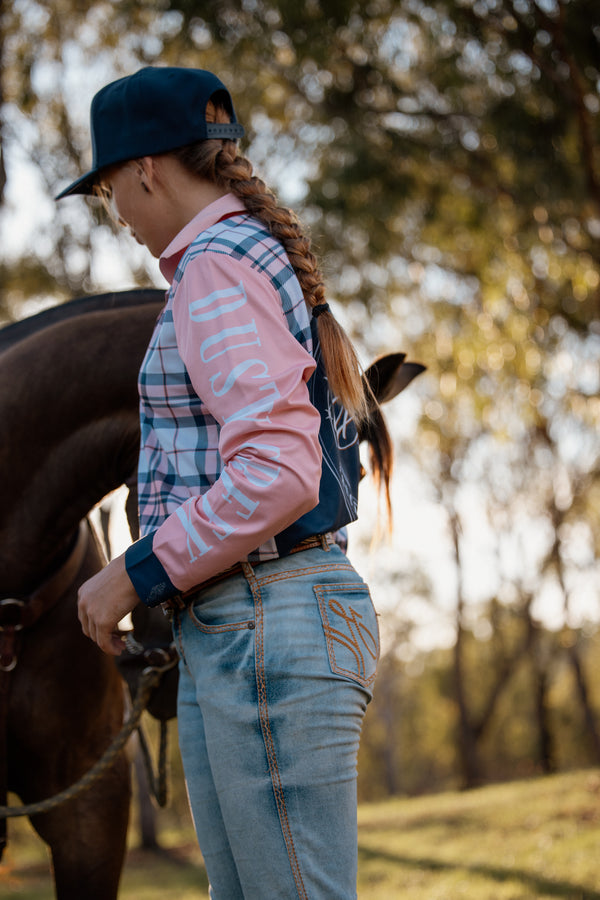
[125,532,178,607]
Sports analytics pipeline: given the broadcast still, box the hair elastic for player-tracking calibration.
[312,303,330,318]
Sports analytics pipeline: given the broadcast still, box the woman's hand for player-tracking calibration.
[78,553,140,656]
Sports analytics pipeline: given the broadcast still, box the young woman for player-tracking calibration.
[58,66,379,900]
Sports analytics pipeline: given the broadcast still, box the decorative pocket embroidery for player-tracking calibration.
[315,583,379,688]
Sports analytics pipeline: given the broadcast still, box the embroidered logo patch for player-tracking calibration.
[315,584,379,688]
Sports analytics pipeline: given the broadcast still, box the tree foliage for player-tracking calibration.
[359,617,600,798]
[1,0,599,793]
[2,1,598,318]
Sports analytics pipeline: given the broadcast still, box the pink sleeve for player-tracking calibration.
[150,252,321,592]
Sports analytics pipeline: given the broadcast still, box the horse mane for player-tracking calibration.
[0,288,165,354]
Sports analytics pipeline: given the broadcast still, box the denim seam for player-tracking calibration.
[245,566,308,900]
[173,610,188,669]
[187,612,253,634]
[255,561,355,587]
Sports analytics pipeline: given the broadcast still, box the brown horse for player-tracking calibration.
[0,290,165,899]
[0,288,423,898]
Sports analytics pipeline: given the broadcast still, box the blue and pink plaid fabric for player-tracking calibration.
[137,211,313,557]
[125,194,359,605]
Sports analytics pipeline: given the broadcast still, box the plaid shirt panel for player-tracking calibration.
[137,213,313,564]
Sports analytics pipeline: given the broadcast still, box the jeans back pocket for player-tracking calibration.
[315,583,379,690]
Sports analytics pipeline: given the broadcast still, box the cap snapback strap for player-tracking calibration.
[205,123,245,139]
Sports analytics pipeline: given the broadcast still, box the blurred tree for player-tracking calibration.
[157,0,600,330]
[2,0,598,327]
[358,617,600,798]
[1,0,599,796]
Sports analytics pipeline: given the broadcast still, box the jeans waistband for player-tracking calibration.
[162,533,335,613]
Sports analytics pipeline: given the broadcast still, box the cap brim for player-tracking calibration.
[55,169,99,200]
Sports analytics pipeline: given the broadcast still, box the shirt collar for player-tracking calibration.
[159,193,247,283]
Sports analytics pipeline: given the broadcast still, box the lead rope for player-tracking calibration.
[0,653,176,820]
[137,717,170,808]
[124,633,174,808]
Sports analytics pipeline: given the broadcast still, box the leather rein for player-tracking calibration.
[0,520,178,859]
[0,521,89,672]
[0,521,89,858]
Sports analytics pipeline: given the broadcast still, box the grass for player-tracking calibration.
[357,770,600,899]
[2,769,600,898]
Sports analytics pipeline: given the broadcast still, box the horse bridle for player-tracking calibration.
[0,521,90,673]
[0,522,89,858]
[0,519,178,858]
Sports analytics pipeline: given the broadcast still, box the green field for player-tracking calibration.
[2,769,600,898]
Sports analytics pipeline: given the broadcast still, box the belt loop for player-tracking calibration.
[160,594,186,620]
[320,533,331,551]
[241,560,256,581]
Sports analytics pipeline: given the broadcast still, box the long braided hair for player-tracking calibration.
[94,101,393,517]
[171,100,371,425]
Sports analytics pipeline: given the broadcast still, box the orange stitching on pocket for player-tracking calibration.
[316,584,379,689]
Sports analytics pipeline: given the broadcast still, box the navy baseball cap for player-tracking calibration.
[55,66,244,199]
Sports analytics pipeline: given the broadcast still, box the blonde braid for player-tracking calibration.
[171,106,369,423]
[215,145,369,423]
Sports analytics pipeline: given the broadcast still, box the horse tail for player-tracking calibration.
[358,403,394,531]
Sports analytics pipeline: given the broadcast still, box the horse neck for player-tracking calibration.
[0,304,157,595]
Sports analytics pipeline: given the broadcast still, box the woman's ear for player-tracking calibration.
[137,156,156,192]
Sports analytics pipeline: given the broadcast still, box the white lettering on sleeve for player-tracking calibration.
[224,383,281,424]
[221,469,260,519]
[200,321,261,363]
[176,499,214,562]
[209,359,269,397]
[189,282,247,322]
[201,493,238,541]
[230,442,281,488]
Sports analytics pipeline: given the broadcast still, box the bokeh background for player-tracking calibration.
[1,0,599,806]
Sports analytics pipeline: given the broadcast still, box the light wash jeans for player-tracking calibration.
[173,542,379,899]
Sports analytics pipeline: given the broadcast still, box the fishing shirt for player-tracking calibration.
[125,193,360,606]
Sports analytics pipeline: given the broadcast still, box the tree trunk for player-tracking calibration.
[567,642,600,764]
[533,653,555,774]
[449,509,483,788]
[133,742,159,850]
[453,620,483,788]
